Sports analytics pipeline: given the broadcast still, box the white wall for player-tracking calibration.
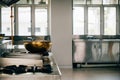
[50,0,72,68]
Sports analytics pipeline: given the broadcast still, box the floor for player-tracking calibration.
[60,67,120,80]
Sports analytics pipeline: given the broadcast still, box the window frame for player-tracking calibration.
[73,1,120,36]
[15,4,49,36]
[0,8,1,32]
[0,2,49,36]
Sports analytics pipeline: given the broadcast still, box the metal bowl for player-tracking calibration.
[24,41,51,53]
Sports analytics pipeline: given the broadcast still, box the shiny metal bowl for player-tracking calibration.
[24,40,51,53]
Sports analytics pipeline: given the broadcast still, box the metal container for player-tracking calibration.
[24,40,52,53]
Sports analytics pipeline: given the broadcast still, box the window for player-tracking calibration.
[18,7,31,36]
[16,0,32,4]
[35,7,48,35]
[1,7,12,36]
[104,7,116,35]
[73,7,84,35]
[34,0,48,4]
[28,27,31,32]
[88,7,100,35]
[73,0,119,36]
[87,0,102,4]
[35,27,40,32]
[73,0,86,4]
[0,0,49,36]
[103,0,118,4]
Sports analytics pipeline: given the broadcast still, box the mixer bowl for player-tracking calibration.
[24,40,51,53]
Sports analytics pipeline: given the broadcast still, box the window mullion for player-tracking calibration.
[14,5,18,35]
[31,5,35,35]
[84,6,88,35]
[119,5,120,34]
[47,2,50,35]
[100,5,104,35]
[0,8,1,32]
[116,5,120,34]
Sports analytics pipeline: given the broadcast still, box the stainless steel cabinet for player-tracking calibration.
[73,39,120,68]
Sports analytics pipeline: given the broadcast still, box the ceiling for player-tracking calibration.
[0,0,20,7]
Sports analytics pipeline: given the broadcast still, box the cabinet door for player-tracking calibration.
[102,42,119,62]
[73,39,86,63]
[86,41,101,62]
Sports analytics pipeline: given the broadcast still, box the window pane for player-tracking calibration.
[73,0,86,4]
[18,7,31,36]
[16,0,32,4]
[35,0,48,4]
[87,0,102,4]
[73,7,84,35]
[88,7,100,35]
[104,7,116,35]
[1,7,12,36]
[35,8,48,35]
[103,0,118,4]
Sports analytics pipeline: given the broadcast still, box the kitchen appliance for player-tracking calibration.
[0,64,52,75]
[24,40,52,53]
[0,39,61,80]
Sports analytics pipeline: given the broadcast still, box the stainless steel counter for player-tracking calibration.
[73,39,120,42]
[73,38,120,67]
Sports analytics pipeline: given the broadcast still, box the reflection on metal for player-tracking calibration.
[91,42,101,61]
[73,39,120,63]
[102,42,119,62]
[73,39,86,62]
[0,40,12,57]
[108,42,114,60]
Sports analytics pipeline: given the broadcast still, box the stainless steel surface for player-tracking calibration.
[73,39,120,64]
[6,52,42,59]
[0,52,61,80]
[0,40,12,57]
[0,38,61,80]
[0,58,43,67]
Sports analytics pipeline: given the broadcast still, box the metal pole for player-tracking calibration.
[10,6,14,46]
